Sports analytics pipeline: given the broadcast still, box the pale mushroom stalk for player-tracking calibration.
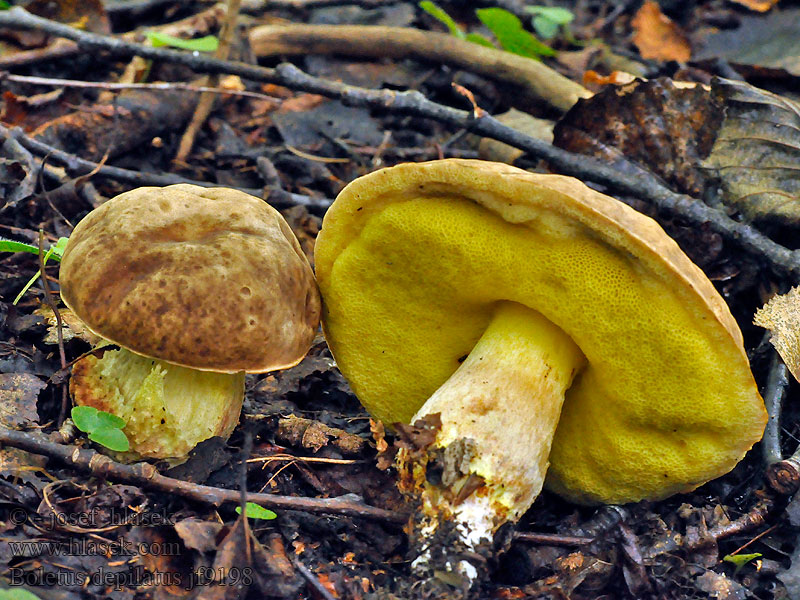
[400,302,584,578]
[71,348,246,459]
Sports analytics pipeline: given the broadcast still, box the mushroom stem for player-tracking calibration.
[399,301,584,581]
[71,347,245,458]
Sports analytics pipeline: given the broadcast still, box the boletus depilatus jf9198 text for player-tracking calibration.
[314,159,767,589]
[59,184,320,459]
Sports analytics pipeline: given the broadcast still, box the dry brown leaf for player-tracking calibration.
[24,0,110,33]
[582,70,637,86]
[730,0,780,11]
[631,1,691,62]
[0,372,44,429]
[754,287,800,381]
[35,306,101,345]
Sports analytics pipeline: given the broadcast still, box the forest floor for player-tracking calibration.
[0,0,799,598]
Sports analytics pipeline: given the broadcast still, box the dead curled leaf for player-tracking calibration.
[276,414,366,456]
[754,287,800,381]
[554,78,719,199]
[701,78,800,226]
[0,372,44,429]
[729,0,780,12]
[631,1,691,62]
[555,77,800,227]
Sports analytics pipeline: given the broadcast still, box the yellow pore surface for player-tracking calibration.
[316,160,767,505]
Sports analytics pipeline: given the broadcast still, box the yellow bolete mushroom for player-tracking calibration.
[315,159,766,582]
[60,184,320,458]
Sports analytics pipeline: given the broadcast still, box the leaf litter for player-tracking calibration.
[2,1,800,598]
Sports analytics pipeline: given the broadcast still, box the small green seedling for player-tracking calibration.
[0,236,69,305]
[235,502,277,521]
[418,2,554,58]
[722,552,762,574]
[526,6,574,40]
[418,1,494,47]
[144,31,219,52]
[0,588,43,600]
[71,406,130,452]
[475,8,555,59]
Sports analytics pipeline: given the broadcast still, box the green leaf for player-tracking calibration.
[0,240,43,257]
[723,552,762,573]
[71,406,102,433]
[0,1,11,10]
[74,406,127,431]
[10,236,67,306]
[532,15,560,40]
[525,6,575,25]
[144,32,219,52]
[50,237,69,259]
[476,7,555,59]
[418,1,466,39]
[236,502,277,520]
[0,237,66,261]
[465,32,495,48]
[0,588,44,600]
[89,427,130,452]
[96,411,126,429]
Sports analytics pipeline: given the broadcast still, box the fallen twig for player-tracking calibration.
[767,452,800,495]
[513,532,594,546]
[0,426,407,524]
[248,24,590,112]
[1,7,798,280]
[1,72,283,104]
[643,496,775,559]
[0,124,331,208]
[762,353,790,468]
[36,230,68,424]
[0,3,227,69]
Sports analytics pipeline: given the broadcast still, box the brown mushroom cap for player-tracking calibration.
[60,184,320,373]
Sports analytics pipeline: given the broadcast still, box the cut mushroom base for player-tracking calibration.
[398,301,584,580]
[315,159,767,592]
[408,301,583,516]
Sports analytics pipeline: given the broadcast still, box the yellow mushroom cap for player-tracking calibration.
[315,159,767,505]
[60,184,321,373]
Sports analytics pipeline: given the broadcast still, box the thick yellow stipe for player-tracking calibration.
[416,301,584,516]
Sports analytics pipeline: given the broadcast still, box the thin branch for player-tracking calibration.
[1,72,283,104]
[37,230,69,424]
[291,556,338,600]
[513,532,594,546]
[0,426,407,524]
[643,496,775,559]
[1,7,799,280]
[243,0,406,9]
[0,124,331,209]
[762,353,790,467]
[0,3,227,70]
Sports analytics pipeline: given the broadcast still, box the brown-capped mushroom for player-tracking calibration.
[60,184,320,458]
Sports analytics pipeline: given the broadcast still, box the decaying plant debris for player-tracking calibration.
[0,1,799,599]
